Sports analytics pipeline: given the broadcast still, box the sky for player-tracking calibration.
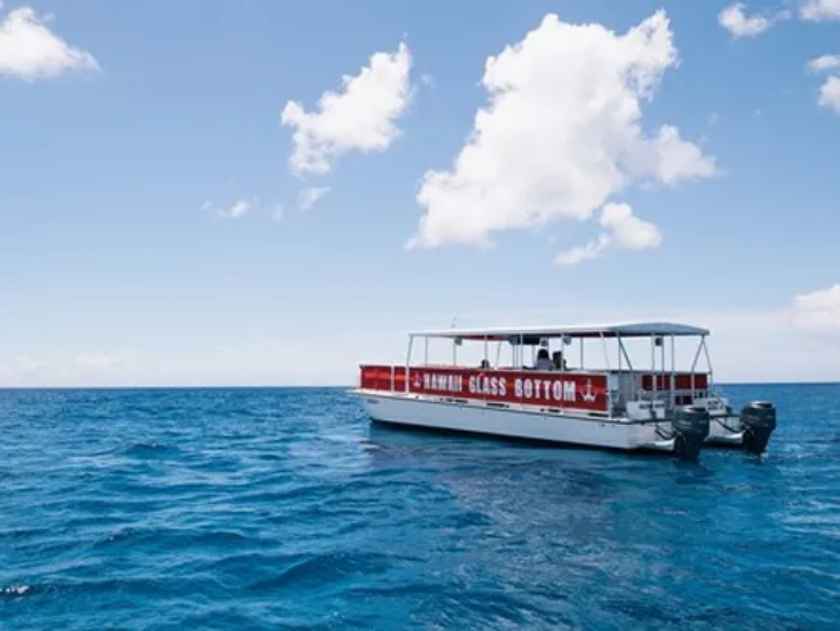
[1,0,839,386]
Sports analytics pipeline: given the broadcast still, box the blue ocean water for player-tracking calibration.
[1,385,838,629]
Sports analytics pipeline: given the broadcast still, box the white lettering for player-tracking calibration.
[542,380,552,399]
[563,381,576,402]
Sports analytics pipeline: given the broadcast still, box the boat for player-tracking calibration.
[352,322,776,460]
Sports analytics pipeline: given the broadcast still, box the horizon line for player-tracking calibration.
[1,380,839,391]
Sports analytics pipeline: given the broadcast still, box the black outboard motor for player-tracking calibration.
[740,401,776,454]
[672,406,711,461]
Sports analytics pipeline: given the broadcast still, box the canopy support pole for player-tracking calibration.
[618,337,633,371]
[670,335,676,409]
[690,335,704,400]
[660,335,666,403]
[651,335,657,401]
[406,335,414,393]
[617,333,622,372]
[702,337,714,393]
[600,332,611,370]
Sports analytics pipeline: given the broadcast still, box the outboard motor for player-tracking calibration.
[672,406,711,461]
[740,401,776,454]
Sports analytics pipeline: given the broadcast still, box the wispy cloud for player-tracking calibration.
[800,0,840,21]
[297,187,331,211]
[219,199,252,219]
[203,198,255,219]
[792,284,840,332]
[0,7,99,80]
[718,3,789,38]
[554,235,611,266]
[808,54,840,72]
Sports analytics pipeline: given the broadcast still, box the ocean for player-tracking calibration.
[1,384,838,629]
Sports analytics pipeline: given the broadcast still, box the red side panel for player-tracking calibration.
[359,365,406,391]
[641,373,708,391]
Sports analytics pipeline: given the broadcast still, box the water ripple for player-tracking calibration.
[0,384,838,629]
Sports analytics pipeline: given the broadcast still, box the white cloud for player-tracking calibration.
[809,54,840,115]
[0,7,99,80]
[297,186,330,211]
[718,4,790,38]
[792,284,840,331]
[281,42,412,175]
[409,12,714,251]
[801,0,840,21]
[652,125,716,184]
[207,198,252,219]
[808,54,840,72]
[600,202,662,249]
[718,3,774,37]
[555,202,661,265]
[554,234,610,266]
[818,75,840,113]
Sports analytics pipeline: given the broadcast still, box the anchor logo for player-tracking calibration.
[582,379,597,402]
[413,374,422,389]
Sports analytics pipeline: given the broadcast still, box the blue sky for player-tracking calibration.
[1,0,839,386]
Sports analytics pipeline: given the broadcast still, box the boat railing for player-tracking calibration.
[606,369,709,411]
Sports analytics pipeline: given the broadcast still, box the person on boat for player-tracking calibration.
[535,348,553,370]
[552,351,567,371]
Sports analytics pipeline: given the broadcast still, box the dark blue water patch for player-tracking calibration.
[0,384,839,629]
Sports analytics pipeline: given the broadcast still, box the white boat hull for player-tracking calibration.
[355,390,677,453]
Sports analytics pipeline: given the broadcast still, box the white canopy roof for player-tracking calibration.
[411,322,709,341]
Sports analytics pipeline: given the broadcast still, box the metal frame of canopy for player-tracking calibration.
[403,322,714,406]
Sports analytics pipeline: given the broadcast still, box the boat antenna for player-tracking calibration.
[450,316,457,329]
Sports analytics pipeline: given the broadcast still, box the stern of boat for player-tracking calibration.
[699,397,777,454]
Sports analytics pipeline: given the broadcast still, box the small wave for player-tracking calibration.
[95,526,261,556]
[123,442,183,459]
[247,551,396,592]
[1,584,31,597]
